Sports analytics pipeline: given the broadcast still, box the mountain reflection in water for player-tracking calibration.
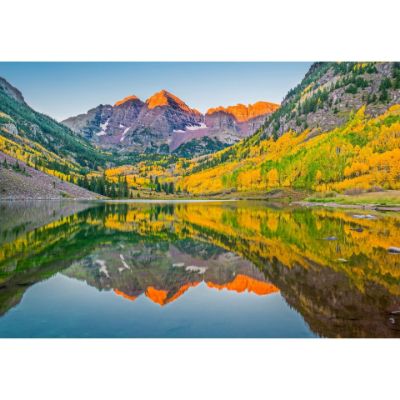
[0,200,399,338]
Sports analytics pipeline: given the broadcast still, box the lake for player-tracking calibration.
[0,200,399,338]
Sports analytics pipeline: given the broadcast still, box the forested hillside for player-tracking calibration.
[0,78,107,171]
[0,77,113,197]
[177,105,400,194]
[176,62,400,195]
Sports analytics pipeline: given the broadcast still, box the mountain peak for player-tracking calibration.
[114,94,141,107]
[146,90,192,113]
[206,101,279,122]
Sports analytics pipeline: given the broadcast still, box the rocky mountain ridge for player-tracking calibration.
[260,62,400,140]
[62,91,278,157]
[206,101,278,122]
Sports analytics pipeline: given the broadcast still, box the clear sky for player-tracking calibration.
[0,62,312,121]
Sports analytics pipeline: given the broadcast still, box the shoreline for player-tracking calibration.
[293,200,400,212]
[2,190,400,212]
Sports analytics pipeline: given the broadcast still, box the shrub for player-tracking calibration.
[345,84,358,94]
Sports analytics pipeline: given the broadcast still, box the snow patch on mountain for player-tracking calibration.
[96,118,110,136]
[173,123,207,133]
[100,118,110,130]
[186,123,207,130]
[120,127,130,142]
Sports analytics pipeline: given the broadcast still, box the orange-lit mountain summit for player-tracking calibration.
[62,89,278,157]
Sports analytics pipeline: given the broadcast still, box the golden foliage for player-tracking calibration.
[177,105,400,195]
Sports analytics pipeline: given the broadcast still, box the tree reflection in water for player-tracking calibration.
[0,201,399,337]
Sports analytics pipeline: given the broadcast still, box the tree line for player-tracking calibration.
[77,174,129,198]
[150,176,176,194]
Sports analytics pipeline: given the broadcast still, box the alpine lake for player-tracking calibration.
[0,199,399,338]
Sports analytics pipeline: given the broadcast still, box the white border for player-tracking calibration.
[1,0,399,398]
[1,0,399,61]
[0,339,399,399]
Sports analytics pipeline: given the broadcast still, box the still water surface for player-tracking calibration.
[0,200,399,338]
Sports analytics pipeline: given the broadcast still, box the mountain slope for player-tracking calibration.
[177,62,400,195]
[0,77,114,197]
[0,77,107,171]
[261,62,399,139]
[0,151,102,199]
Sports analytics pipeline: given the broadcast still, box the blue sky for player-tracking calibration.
[0,62,312,121]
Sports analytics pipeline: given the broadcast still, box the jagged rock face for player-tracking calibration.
[62,104,113,140]
[62,92,278,156]
[205,110,237,131]
[207,101,279,123]
[204,101,279,141]
[109,97,144,129]
[262,62,400,139]
[104,97,145,146]
[135,90,203,133]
